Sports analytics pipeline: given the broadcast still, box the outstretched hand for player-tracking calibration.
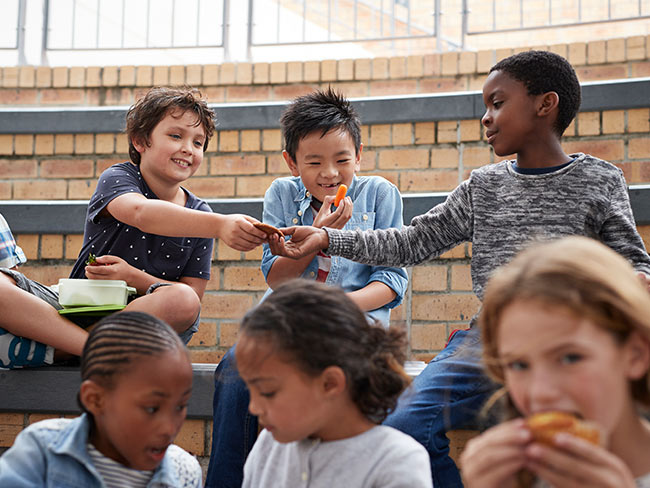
[268,226,330,259]
[219,214,267,251]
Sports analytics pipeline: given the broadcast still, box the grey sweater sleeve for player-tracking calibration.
[599,169,650,275]
[326,179,473,267]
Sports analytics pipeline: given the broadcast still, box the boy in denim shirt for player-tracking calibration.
[205,88,409,487]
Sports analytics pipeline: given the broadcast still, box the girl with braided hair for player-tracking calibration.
[236,279,432,487]
[0,311,202,487]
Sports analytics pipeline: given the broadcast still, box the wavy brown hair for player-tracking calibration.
[126,86,215,165]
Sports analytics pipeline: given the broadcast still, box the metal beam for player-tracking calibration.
[0,78,647,134]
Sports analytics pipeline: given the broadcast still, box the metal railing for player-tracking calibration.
[0,0,26,64]
[4,0,649,64]
[247,0,438,46]
[463,0,650,42]
[43,0,227,51]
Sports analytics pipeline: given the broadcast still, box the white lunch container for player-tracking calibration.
[57,279,137,307]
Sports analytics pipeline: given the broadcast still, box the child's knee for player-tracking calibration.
[158,283,201,322]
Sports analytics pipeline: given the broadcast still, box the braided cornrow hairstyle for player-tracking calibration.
[239,279,410,423]
[78,311,184,413]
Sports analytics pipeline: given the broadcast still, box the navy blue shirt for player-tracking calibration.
[70,162,213,282]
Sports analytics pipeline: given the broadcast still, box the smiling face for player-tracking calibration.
[87,347,193,470]
[134,109,207,190]
[283,128,361,204]
[236,334,331,443]
[498,299,646,442]
[481,70,541,157]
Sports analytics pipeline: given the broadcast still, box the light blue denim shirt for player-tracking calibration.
[0,414,202,487]
[261,175,408,325]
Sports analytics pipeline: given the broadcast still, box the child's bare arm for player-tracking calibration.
[106,192,267,251]
[346,281,397,312]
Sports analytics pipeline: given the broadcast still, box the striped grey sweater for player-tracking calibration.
[327,153,650,303]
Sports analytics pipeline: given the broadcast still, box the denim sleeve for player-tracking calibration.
[260,181,285,280]
[364,181,408,308]
[0,427,48,486]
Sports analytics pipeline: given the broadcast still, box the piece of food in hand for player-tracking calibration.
[253,222,285,238]
[334,184,348,207]
[527,411,600,445]
[86,253,101,266]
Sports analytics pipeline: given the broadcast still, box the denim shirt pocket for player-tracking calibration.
[154,238,193,280]
[346,211,375,232]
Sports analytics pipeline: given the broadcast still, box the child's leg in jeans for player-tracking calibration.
[0,269,87,358]
[205,346,258,488]
[383,328,497,488]
[124,282,201,338]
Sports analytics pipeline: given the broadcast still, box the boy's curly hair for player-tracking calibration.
[490,50,581,136]
[126,86,216,165]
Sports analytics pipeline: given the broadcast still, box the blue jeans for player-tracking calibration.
[205,346,257,488]
[384,327,498,487]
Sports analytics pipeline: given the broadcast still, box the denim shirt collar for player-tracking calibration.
[50,414,180,487]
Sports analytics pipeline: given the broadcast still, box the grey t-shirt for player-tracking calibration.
[327,153,650,305]
[242,425,432,488]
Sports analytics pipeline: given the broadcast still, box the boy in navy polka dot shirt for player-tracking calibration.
[0,87,267,368]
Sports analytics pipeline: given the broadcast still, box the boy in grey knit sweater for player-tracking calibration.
[269,50,650,487]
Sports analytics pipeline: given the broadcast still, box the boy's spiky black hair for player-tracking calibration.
[280,87,361,161]
[490,50,581,136]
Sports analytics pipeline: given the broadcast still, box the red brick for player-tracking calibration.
[219,321,240,348]
[378,149,429,169]
[0,159,37,178]
[41,234,64,259]
[183,177,235,198]
[235,175,276,197]
[629,138,650,159]
[0,88,38,105]
[14,180,67,199]
[411,323,449,351]
[223,266,266,291]
[574,64,627,82]
[401,170,458,192]
[210,155,265,175]
[41,89,85,105]
[368,80,418,96]
[225,85,271,102]
[188,321,217,348]
[412,293,480,322]
[430,147,460,169]
[41,159,94,178]
[201,293,254,319]
[412,265,447,291]
[563,139,624,161]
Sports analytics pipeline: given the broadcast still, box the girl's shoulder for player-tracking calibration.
[162,444,202,487]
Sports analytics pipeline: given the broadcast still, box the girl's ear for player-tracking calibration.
[320,366,347,397]
[282,150,300,177]
[537,91,560,117]
[624,331,650,380]
[79,379,107,416]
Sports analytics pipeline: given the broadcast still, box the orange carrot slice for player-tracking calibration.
[334,184,348,206]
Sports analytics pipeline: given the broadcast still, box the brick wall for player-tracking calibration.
[1,34,650,473]
[0,35,648,106]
